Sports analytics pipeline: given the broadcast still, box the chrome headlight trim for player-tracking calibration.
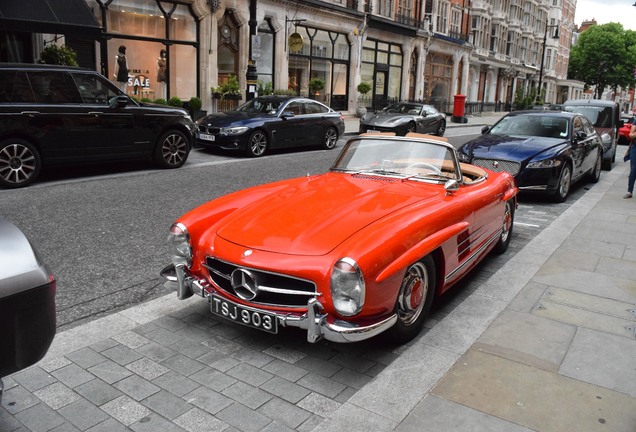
[167,222,192,267]
[330,257,365,316]
[220,126,249,136]
[527,159,562,169]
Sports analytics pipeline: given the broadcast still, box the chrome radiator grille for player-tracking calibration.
[198,125,220,134]
[204,257,318,308]
[472,158,521,176]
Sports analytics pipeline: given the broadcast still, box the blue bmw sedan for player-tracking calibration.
[195,96,345,157]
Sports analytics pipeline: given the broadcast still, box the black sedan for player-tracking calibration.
[359,102,446,136]
[195,96,345,157]
[0,218,56,402]
[458,111,603,202]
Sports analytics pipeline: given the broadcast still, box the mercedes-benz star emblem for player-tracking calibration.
[492,161,499,169]
[231,269,259,300]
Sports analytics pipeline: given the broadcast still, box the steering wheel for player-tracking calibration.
[406,162,443,175]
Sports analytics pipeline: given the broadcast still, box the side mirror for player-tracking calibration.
[575,131,587,141]
[481,126,491,134]
[109,95,129,108]
[281,111,295,118]
[444,179,460,194]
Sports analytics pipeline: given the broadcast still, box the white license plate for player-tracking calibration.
[199,133,215,141]
[210,295,278,334]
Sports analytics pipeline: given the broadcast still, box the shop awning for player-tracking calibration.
[0,0,101,37]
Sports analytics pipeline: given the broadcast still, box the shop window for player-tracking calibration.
[257,19,274,89]
[107,0,165,38]
[169,3,196,42]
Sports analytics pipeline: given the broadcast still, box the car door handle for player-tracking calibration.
[88,111,103,116]
[20,111,40,116]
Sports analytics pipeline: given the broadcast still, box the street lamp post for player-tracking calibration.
[536,20,559,104]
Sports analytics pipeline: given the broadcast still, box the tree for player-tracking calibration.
[568,23,636,99]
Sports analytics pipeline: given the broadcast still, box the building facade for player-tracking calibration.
[0,0,585,114]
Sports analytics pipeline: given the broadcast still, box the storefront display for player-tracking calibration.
[92,0,199,102]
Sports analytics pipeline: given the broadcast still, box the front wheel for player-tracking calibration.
[387,255,436,343]
[551,163,571,203]
[436,120,446,137]
[403,122,416,136]
[154,130,190,169]
[245,130,268,157]
[322,127,338,150]
[0,139,41,188]
[493,200,514,254]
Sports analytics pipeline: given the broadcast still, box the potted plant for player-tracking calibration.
[167,96,183,107]
[309,77,325,98]
[210,86,222,100]
[188,96,206,120]
[356,82,371,118]
[219,75,241,100]
[39,44,78,66]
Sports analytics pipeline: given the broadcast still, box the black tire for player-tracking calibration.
[245,130,267,157]
[0,139,41,189]
[403,122,416,136]
[154,130,190,169]
[551,163,571,203]
[387,255,436,343]
[323,127,338,150]
[588,152,602,183]
[493,200,514,254]
[436,120,446,137]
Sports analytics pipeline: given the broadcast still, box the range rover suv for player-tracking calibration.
[0,63,195,188]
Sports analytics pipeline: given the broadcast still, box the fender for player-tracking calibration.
[375,221,470,283]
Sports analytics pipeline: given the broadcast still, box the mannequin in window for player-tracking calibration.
[157,49,167,99]
[113,45,129,92]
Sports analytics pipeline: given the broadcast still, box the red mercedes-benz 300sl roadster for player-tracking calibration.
[161,134,518,343]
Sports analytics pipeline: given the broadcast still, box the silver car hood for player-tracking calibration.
[0,218,50,298]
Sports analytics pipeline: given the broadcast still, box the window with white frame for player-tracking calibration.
[436,1,449,34]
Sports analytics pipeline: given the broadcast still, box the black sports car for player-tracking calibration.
[195,96,345,157]
[359,102,446,136]
[457,111,603,202]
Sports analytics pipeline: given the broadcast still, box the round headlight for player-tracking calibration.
[167,222,192,267]
[330,258,365,316]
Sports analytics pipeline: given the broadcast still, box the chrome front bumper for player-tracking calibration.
[160,264,397,343]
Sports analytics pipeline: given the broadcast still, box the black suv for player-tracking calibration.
[0,63,195,188]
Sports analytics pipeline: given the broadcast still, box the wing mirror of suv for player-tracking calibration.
[281,111,295,119]
[481,126,491,134]
[574,131,588,141]
[109,95,130,108]
[600,132,612,146]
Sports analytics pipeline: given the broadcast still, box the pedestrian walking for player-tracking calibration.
[625,123,636,198]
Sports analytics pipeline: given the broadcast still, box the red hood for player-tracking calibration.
[215,173,441,255]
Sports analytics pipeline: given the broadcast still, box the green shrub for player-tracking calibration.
[188,96,202,112]
[140,98,153,103]
[154,98,168,105]
[309,77,325,93]
[167,96,183,107]
[357,82,371,95]
[39,44,78,66]
[257,81,273,95]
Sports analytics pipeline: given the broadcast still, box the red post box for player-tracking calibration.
[452,94,467,123]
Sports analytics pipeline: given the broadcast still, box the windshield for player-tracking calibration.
[385,103,423,115]
[332,137,459,181]
[489,115,569,139]
[237,98,282,114]
[564,106,613,128]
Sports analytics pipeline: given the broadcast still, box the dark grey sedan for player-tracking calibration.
[359,102,446,136]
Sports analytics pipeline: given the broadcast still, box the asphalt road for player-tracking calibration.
[0,128,589,331]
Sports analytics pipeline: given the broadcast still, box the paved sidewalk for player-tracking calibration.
[2,134,635,432]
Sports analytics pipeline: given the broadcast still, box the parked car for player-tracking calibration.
[458,111,603,202]
[359,102,446,136]
[618,115,634,145]
[0,218,56,403]
[161,134,518,344]
[0,63,195,189]
[195,96,345,157]
[563,99,622,170]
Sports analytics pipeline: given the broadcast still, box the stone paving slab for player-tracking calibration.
[432,349,636,432]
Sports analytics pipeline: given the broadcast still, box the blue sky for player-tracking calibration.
[575,0,636,31]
